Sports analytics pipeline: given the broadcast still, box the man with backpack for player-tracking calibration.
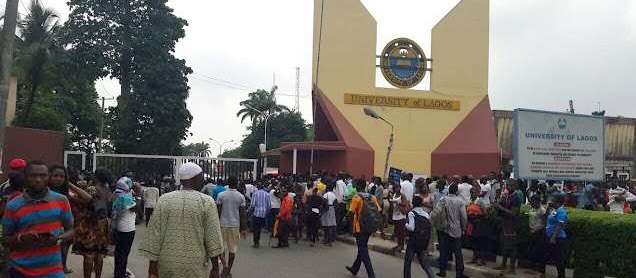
[404,195,435,278]
[345,179,382,278]
[432,183,468,278]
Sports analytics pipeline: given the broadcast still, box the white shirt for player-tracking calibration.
[400,180,414,203]
[458,182,472,204]
[323,191,337,205]
[335,179,346,203]
[391,194,406,221]
[143,187,160,208]
[270,190,281,209]
[405,207,431,232]
[479,182,492,207]
[115,208,136,232]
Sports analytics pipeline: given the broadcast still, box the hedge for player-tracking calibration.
[502,208,636,278]
[566,209,636,278]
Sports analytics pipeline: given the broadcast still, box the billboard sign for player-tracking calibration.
[513,109,605,181]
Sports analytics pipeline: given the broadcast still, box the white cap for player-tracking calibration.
[178,162,203,181]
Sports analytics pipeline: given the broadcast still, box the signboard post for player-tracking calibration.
[388,167,402,186]
[513,109,605,181]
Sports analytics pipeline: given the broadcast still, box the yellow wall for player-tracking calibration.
[313,0,490,176]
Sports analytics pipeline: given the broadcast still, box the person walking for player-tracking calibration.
[71,169,113,278]
[436,183,468,278]
[403,195,435,278]
[216,176,247,278]
[305,187,323,247]
[541,194,569,278]
[139,162,224,278]
[143,182,160,226]
[249,183,270,248]
[273,188,293,248]
[346,179,382,278]
[321,182,338,246]
[112,177,137,278]
[390,183,408,255]
[2,161,75,277]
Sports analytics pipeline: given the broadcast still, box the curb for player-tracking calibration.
[336,236,514,278]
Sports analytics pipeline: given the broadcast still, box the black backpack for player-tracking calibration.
[359,194,383,234]
[409,211,432,251]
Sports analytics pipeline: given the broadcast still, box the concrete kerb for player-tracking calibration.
[336,235,562,278]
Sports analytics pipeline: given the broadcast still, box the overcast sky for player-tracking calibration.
[17,0,636,155]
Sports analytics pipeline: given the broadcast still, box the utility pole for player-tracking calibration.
[0,0,20,161]
[97,97,115,153]
[295,67,300,111]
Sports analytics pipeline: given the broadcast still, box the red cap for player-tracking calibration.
[9,159,27,170]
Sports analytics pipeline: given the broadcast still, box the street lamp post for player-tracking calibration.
[363,107,395,182]
[209,138,235,157]
[243,104,272,176]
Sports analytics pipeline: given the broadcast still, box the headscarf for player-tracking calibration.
[112,177,136,223]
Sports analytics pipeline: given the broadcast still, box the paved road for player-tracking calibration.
[66,224,473,278]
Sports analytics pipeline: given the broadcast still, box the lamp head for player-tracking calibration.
[363,107,380,119]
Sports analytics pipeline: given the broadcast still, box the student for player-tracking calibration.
[390,183,407,255]
[527,195,547,272]
[494,180,522,275]
[216,176,247,278]
[542,194,569,278]
[3,161,74,277]
[436,183,468,278]
[346,179,381,278]
[306,188,323,247]
[112,177,137,278]
[249,183,270,248]
[321,182,338,246]
[403,196,435,278]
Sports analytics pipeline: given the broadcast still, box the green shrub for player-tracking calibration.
[567,209,636,278]
[478,207,636,277]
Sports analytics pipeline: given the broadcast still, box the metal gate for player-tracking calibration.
[64,152,257,182]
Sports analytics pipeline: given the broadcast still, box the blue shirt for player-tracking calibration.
[212,185,226,200]
[250,189,271,218]
[546,206,568,239]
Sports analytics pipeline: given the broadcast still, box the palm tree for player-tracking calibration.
[182,142,211,157]
[14,0,60,121]
[236,86,289,125]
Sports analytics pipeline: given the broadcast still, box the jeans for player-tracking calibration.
[277,220,290,247]
[438,232,464,277]
[404,245,435,278]
[114,231,135,278]
[350,233,375,278]
[252,216,266,245]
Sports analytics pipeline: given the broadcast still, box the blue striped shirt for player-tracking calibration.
[250,189,271,218]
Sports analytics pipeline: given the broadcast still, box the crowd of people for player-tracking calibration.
[0,156,634,278]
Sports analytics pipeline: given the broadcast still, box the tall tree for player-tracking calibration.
[64,0,192,155]
[13,0,60,124]
[180,142,211,157]
[237,87,289,125]
[9,0,101,154]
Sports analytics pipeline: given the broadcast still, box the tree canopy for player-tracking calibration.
[64,0,192,155]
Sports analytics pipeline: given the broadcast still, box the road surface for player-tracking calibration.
[65,224,471,278]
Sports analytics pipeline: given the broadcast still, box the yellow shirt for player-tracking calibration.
[349,194,381,234]
[316,181,326,193]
